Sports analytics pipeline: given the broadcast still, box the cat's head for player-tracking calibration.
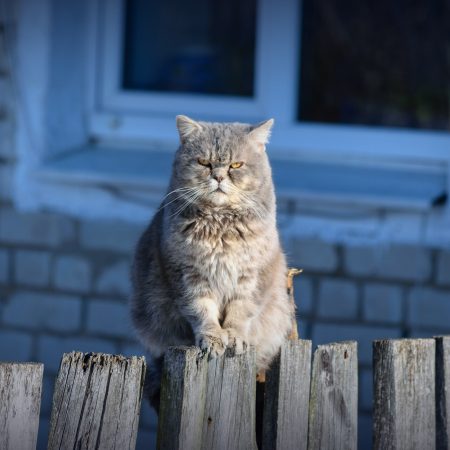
[170,115,275,214]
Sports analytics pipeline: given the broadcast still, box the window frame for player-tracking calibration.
[89,0,450,166]
[96,0,272,119]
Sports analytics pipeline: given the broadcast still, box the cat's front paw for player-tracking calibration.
[198,329,228,358]
[225,328,248,355]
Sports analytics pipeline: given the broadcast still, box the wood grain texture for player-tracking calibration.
[201,347,257,450]
[308,341,358,450]
[436,336,450,450]
[0,363,43,450]
[47,352,145,450]
[157,347,208,450]
[373,339,435,450]
[262,339,312,450]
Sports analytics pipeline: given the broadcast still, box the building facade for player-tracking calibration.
[1,1,449,448]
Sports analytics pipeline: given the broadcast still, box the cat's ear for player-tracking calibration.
[248,119,274,149]
[176,115,203,143]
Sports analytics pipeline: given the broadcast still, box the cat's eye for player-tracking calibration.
[230,162,244,169]
[197,158,210,167]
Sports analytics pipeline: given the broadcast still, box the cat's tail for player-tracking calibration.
[143,355,164,413]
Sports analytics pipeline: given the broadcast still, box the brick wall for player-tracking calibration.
[2,8,450,450]
[2,206,450,449]
[0,208,160,448]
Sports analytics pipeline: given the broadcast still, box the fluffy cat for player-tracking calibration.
[130,116,294,407]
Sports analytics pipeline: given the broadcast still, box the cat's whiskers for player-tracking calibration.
[168,183,210,218]
[158,183,208,213]
[158,188,198,212]
[164,180,266,220]
[162,186,195,201]
[169,190,205,218]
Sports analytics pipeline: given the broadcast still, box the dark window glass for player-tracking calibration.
[122,0,257,96]
[299,0,450,130]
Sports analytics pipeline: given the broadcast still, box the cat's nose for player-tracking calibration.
[213,174,224,183]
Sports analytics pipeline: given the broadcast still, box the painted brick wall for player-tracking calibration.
[2,204,450,449]
[0,208,159,449]
[2,8,450,450]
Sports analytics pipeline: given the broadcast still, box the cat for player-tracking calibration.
[130,115,294,408]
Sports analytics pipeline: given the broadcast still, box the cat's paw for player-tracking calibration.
[225,328,248,355]
[198,329,228,358]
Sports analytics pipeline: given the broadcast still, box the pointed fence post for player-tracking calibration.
[157,346,257,450]
[0,363,43,450]
[47,352,145,450]
[373,339,435,450]
[201,347,257,450]
[262,339,312,450]
[436,336,450,450]
[157,347,208,450]
[308,341,358,450]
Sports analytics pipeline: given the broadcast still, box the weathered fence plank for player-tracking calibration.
[308,341,358,450]
[157,347,208,450]
[436,336,450,450]
[262,339,312,450]
[201,347,257,450]
[47,352,145,450]
[373,339,435,450]
[0,363,43,450]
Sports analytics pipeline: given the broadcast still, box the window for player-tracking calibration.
[122,0,257,97]
[299,0,449,131]
[95,0,265,122]
[92,0,450,163]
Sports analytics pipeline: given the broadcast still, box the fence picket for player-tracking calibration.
[0,363,43,450]
[262,339,312,450]
[373,339,435,450]
[308,341,358,450]
[3,335,450,449]
[436,336,450,450]
[47,352,145,450]
[157,347,208,450]
[201,347,258,450]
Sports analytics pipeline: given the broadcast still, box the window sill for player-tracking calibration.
[36,145,446,211]
[24,145,450,246]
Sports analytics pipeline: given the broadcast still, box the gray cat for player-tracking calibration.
[130,116,294,407]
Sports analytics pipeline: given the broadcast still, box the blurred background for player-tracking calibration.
[0,0,449,448]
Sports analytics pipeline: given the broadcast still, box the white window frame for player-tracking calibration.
[89,0,301,139]
[88,0,450,167]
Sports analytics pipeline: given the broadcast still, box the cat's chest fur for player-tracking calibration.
[174,213,267,298]
[183,214,258,260]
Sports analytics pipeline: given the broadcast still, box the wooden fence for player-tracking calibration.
[0,337,449,450]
